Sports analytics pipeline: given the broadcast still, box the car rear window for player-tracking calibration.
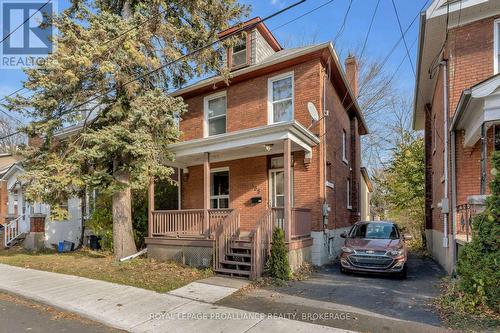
[348,223,399,239]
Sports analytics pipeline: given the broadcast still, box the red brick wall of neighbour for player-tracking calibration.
[448,16,498,113]
[179,59,322,140]
[426,16,499,233]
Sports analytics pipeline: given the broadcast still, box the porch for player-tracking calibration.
[145,121,319,278]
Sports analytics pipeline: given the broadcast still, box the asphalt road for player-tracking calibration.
[0,292,120,333]
[218,253,449,333]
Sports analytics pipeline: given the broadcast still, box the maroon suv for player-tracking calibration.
[339,221,412,278]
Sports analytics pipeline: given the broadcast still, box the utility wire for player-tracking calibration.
[0,0,308,141]
[272,0,335,32]
[333,0,353,44]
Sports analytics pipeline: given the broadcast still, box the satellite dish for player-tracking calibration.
[307,102,319,122]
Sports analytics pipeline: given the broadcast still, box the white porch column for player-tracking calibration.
[203,152,210,236]
[148,178,154,238]
[284,138,291,243]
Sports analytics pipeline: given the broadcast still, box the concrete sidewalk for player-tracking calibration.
[0,264,356,333]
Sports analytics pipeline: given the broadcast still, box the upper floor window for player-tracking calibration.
[495,19,500,74]
[204,91,227,137]
[342,129,348,164]
[268,72,294,124]
[231,34,248,68]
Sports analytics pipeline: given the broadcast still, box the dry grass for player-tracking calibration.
[0,247,212,293]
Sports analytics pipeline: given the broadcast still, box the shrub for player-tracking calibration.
[267,228,291,281]
[456,151,500,313]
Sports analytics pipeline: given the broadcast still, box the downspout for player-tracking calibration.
[441,60,449,249]
[451,130,457,274]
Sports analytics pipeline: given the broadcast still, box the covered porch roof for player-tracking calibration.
[451,74,500,147]
[167,121,320,168]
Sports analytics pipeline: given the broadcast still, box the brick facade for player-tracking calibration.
[178,55,363,233]
[425,15,499,234]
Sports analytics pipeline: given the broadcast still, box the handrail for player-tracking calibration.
[250,208,276,279]
[213,209,240,272]
[4,215,24,247]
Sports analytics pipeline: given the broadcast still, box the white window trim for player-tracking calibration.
[347,179,352,210]
[267,71,294,124]
[210,167,230,209]
[494,19,500,75]
[342,129,348,164]
[268,167,294,208]
[203,91,227,138]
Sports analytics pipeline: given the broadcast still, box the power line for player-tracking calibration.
[0,0,52,45]
[359,0,380,60]
[333,0,353,44]
[0,0,308,141]
[272,0,335,32]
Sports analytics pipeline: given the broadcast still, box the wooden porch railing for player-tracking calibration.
[250,208,277,279]
[151,209,233,238]
[4,215,24,247]
[208,209,233,235]
[213,209,240,271]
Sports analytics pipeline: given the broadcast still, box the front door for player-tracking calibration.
[269,169,285,208]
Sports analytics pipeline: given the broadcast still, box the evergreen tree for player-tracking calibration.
[5,0,247,259]
[268,228,291,281]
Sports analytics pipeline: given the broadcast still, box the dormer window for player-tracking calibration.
[230,34,248,68]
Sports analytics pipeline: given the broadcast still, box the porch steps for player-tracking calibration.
[215,239,253,279]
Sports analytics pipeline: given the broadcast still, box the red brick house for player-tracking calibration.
[145,18,368,278]
[413,0,500,273]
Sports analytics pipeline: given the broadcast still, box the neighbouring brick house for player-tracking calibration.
[145,18,369,278]
[413,0,500,273]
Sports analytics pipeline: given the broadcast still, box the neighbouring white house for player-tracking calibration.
[1,161,86,250]
[360,167,373,221]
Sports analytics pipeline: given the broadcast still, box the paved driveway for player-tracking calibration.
[219,253,449,333]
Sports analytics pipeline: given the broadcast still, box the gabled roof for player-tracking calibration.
[173,42,369,135]
[0,154,21,179]
[218,17,282,52]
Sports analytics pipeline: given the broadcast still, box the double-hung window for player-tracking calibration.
[231,35,248,68]
[495,19,500,74]
[342,129,348,164]
[268,72,294,123]
[204,92,227,137]
[211,169,229,209]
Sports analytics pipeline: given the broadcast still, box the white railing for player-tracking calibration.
[4,215,24,247]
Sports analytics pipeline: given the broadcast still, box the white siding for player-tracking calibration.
[251,28,275,65]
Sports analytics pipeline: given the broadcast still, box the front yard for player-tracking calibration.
[0,247,212,293]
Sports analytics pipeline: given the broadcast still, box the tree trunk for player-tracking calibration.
[112,169,137,259]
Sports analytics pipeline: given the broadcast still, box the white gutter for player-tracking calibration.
[412,12,427,130]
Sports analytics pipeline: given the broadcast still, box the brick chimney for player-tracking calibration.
[345,54,359,98]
